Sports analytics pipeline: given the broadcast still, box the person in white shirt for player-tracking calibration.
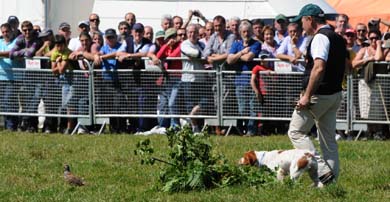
[180,24,210,132]
[276,22,308,72]
[68,20,90,51]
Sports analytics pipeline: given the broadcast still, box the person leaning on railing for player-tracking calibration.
[226,21,261,136]
[35,29,54,57]
[352,29,386,138]
[152,28,182,129]
[180,23,209,133]
[50,34,75,135]
[9,20,43,133]
[93,28,128,134]
[202,15,235,135]
[68,31,96,134]
[116,23,154,133]
[0,23,19,131]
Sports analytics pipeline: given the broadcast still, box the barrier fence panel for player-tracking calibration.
[221,70,304,121]
[0,63,90,119]
[351,74,390,129]
[92,68,218,120]
[5,57,390,134]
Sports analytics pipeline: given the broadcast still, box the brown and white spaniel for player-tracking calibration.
[239,149,323,188]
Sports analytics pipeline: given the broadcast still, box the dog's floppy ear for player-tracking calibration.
[239,151,257,165]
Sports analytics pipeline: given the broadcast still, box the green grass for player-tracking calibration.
[0,131,389,202]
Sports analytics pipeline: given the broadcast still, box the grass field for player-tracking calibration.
[0,131,389,202]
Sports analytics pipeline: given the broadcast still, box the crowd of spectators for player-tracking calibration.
[0,10,390,139]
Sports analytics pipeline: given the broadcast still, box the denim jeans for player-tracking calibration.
[135,86,146,131]
[157,77,181,128]
[20,76,43,129]
[181,82,194,114]
[235,84,256,134]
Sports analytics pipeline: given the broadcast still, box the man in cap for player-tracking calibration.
[288,4,348,185]
[68,20,90,51]
[153,28,182,128]
[36,29,54,57]
[94,28,127,133]
[117,23,152,66]
[58,22,71,45]
[344,28,360,54]
[116,22,153,132]
[7,15,22,37]
[274,14,288,45]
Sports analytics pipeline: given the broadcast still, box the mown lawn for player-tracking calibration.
[0,131,389,202]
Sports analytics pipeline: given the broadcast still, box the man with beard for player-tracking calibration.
[227,21,261,135]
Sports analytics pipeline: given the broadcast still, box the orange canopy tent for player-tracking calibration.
[326,0,390,32]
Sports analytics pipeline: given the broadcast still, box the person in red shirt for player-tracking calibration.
[153,28,182,128]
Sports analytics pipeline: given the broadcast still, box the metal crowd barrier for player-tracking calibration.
[1,57,390,135]
[0,58,91,119]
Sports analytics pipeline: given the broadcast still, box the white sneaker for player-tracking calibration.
[335,134,342,141]
[77,128,87,134]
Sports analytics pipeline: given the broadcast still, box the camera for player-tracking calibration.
[368,18,380,31]
[193,10,200,17]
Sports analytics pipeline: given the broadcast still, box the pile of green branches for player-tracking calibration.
[134,126,276,192]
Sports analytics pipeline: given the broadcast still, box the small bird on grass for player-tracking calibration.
[63,164,85,186]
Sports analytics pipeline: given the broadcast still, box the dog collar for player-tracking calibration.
[255,151,266,167]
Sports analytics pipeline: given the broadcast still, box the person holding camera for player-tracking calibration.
[182,10,208,29]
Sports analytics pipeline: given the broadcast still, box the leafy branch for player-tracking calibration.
[134,125,276,192]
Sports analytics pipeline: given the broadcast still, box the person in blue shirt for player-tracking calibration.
[0,23,18,130]
[227,21,261,135]
[94,28,127,133]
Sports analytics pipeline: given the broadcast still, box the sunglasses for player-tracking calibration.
[89,19,99,22]
[345,34,355,37]
[167,34,177,40]
[178,33,186,36]
[357,29,366,33]
[369,36,379,40]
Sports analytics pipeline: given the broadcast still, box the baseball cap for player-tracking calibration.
[59,22,71,30]
[155,30,165,39]
[38,29,53,38]
[275,14,287,23]
[164,28,177,40]
[7,15,19,24]
[105,28,117,37]
[291,4,325,22]
[78,20,89,27]
[54,34,66,44]
[132,23,144,32]
[345,28,356,35]
[258,50,270,59]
